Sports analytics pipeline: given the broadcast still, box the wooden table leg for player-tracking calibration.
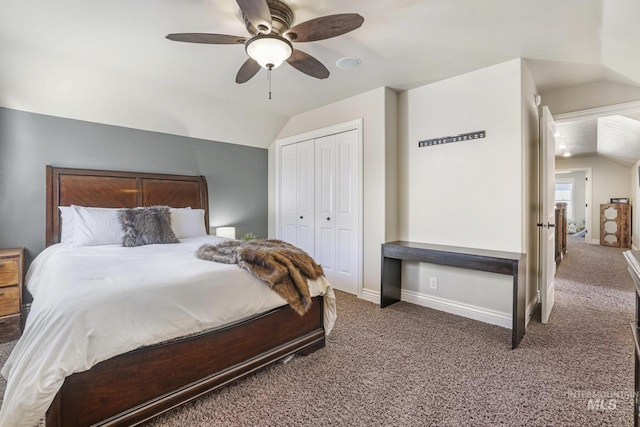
[380,256,402,308]
[512,260,526,349]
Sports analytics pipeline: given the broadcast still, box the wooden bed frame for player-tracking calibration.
[43,166,326,426]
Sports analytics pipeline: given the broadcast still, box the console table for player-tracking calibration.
[380,241,526,349]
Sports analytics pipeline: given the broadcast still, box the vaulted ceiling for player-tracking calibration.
[556,112,640,167]
[2,0,640,149]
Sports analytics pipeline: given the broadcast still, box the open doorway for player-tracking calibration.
[552,101,640,248]
[554,168,592,244]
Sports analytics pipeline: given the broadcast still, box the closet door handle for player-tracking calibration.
[326,217,331,221]
[299,216,303,219]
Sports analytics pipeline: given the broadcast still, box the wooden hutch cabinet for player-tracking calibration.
[600,203,632,248]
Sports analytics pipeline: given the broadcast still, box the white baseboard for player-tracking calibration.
[590,238,599,245]
[360,288,380,305]
[401,289,511,329]
[360,288,512,329]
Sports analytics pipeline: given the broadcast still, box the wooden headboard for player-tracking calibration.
[46,166,209,246]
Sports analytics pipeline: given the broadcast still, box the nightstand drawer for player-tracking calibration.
[0,286,20,316]
[0,314,21,342]
[0,259,19,286]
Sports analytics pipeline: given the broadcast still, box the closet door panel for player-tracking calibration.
[295,140,315,256]
[316,140,334,219]
[280,144,298,246]
[315,136,336,281]
[317,225,336,276]
[337,228,352,272]
[334,130,359,294]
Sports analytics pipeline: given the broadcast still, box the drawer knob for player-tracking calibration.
[0,263,4,268]
[0,292,4,296]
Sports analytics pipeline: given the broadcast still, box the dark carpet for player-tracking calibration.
[0,237,635,426]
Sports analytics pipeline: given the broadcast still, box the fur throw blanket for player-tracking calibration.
[196,239,323,315]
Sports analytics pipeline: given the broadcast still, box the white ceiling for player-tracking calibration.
[556,113,640,167]
[2,0,640,149]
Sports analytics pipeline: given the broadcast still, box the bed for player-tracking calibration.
[0,166,334,427]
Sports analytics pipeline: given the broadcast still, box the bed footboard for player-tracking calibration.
[45,296,325,427]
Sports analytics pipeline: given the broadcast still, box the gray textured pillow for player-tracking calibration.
[119,206,179,247]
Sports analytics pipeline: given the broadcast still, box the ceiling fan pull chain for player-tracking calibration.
[268,67,272,100]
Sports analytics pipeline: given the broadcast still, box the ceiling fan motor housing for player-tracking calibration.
[244,0,294,36]
[167,0,363,83]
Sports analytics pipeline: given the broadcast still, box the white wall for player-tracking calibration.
[541,81,640,115]
[521,61,541,324]
[397,59,529,327]
[399,59,524,250]
[268,87,399,297]
[556,156,632,243]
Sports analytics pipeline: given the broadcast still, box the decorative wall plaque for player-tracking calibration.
[419,130,486,147]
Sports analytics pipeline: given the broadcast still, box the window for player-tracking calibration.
[555,178,574,220]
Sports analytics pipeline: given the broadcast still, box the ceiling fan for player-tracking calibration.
[166,0,364,84]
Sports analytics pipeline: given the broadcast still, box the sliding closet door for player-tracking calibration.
[314,130,359,294]
[279,140,314,256]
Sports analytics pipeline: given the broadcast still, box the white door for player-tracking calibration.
[315,130,359,294]
[315,136,336,281]
[295,140,315,256]
[280,143,298,246]
[279,140,314,256]
[540,106,556,324]
[333,130,359,294]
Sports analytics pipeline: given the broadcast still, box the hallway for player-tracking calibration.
[528,235,636,425]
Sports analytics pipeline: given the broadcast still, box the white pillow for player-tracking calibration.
[170,208,206,239]
[58,206,76,243]
[66,206,125,246]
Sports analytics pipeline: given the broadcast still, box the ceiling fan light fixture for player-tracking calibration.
[245,34,293,69]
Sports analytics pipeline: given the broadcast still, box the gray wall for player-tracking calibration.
[0,107,268,269]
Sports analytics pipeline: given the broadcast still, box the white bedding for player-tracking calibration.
[0,236,336,427]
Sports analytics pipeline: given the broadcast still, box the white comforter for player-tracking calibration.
[0,236,336,427]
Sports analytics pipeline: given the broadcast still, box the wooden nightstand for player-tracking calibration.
[0,248,23,342]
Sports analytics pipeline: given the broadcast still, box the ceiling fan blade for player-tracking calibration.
[166,33,247,44]
[236,58,262,83]
[285,14,364,42]
[236,0,272,33]
[286,49,329,79]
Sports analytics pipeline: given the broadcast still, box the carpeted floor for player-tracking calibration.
[0,237,636,426]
